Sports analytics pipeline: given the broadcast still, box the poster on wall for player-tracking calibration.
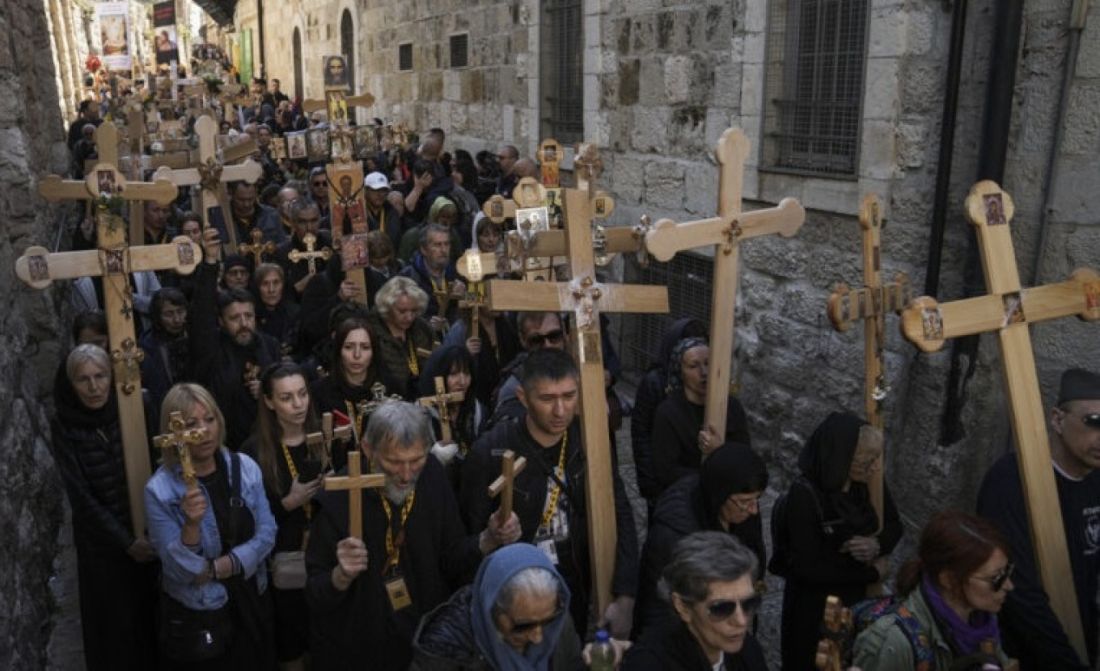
[153,0,180,66]
[96,2,132,72]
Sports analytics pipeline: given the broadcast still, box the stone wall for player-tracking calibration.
[0,0,71,668]
[248,0,1100,533]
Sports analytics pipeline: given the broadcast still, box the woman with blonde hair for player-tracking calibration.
[145,382,277,670]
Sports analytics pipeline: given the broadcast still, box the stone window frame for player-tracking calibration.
[449,32,470,69]
[741,0,905,217]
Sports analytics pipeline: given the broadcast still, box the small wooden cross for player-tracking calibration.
[239,227,276,267]
[825,194,911,532]
[638,128,805,440]
[459,281,488,340]
[487,147,671,612]
[323,450,386,539]
[488,450,528,525]
[355,382,404,420]
[287,232,333,276]
[417,376,464,443]
[482,177,546,225]
[304,411,355,470]
[153,411,209,489]
[152,116,262,250]
[27,120,199,538]
[900,181,1097,662]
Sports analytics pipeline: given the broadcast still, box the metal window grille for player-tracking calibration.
[340,10,355,86]
[292,28,303,99]
[619,251,715,376]
[398,43,413,71]
[541,0,583,143]
[450,33,469,68]
[764,0,869,175]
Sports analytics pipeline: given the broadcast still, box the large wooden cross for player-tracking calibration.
[24,121,201,537]
[825,194,911,530]
[417,377,464,444]
[323,450,385,539]
[152,115,262,249]
[900,181,1098,662]
[640,128,805,439]
[487,156,670,612]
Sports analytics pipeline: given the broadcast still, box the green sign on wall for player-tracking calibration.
[240,29,253,84]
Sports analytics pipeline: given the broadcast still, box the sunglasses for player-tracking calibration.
[727,495,762,513]
[972,562,1014,592]
[701,594,762,622]
[507,607,563,634]
[1081,413,1100,430]
[527,329,564,348]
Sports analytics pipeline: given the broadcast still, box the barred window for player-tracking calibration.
[340,10,355,87]
[763,0,870,176]
[540,0,583,144]
[450,33,469,69]
[398,43,413,71]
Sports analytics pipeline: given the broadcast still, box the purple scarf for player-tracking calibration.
[921,573,1001,656]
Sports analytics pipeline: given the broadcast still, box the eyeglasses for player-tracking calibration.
[1080,413,1100,430]
[971,562,1014,592]
[727,495,762,513]
[700,594,762,622]
[526,329,564,348]
[506,607,563,634]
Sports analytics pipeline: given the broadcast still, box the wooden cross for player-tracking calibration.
[488,450,528,525]
[417,377,464,444]
[639,128,805,439]
[305,411,355,470]
[459,281,488,341]
[152,115,262,250]
[456,227,649,282]
[482,176,546,224]
[27,121,200,537]
[239,227,276,266]
[482,177,558,281]
[288,232,332,276]
[153,411,209,489]
[486,151,670,612]
[825,194,911,531]
[302,89,376,116]
[323,450,385,539]
[900,181,1098,662]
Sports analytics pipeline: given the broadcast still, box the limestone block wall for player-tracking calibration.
[0,0,71,668]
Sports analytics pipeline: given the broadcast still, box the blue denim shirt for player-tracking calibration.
[144,448,276,610]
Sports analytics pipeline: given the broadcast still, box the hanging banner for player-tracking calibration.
[153,0,180,65]
[240,30,253,86]
[97,2,132,72]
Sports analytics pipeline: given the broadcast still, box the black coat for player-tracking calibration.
[635,474,766,634]
[305,456,482,671]
[275,230,334,301]
[650,390,751,497]
[189,262,282,450]
[459,418,640,633]
[622,619,768,671]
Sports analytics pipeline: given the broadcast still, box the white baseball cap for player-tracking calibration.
[364,172,390,191]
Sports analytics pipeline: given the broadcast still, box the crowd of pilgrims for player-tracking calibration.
[53,78,1100,671]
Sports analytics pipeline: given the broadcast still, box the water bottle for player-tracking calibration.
[588,628,616,671]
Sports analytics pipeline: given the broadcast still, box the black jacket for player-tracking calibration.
[651,390,751,497]
[622,619,768,671]
[305,457,482,671]
[459,418,639,632]
[409,584,584,671]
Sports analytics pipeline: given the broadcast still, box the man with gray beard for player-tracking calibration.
[305,401,520,670]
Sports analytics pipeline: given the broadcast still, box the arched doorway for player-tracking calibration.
[292,28,303,100]
[340,10,354,90]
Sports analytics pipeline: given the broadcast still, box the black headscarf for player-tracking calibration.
[700,442,769,521]
[55,362,119,430]
[798,411,878,535]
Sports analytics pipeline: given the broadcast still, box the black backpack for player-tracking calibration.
[768,475,826,577]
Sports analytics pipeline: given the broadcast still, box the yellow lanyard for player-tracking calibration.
[344,400,365,444]
[539,433,568,529]
[380,491,416,574]
[406,339,420,376]
[281,442,310,520]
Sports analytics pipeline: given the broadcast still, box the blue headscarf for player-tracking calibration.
[469,544,571,671]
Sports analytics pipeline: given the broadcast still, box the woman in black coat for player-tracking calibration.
[51,344,159,671]
[650,337,751,498]
[775,411,902,670]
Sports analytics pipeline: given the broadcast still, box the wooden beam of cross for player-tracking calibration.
[825,194,912,531]
[482,177,557,281]
[288,232,332,276]
[417,377,464,444]
[639,128,805,439]
[152,411,209,489]
[302,90,377,115]
[487,174,670,612]
[488,450,528,525]
[459,281,488,340]
[323,450,385,539]
[30,121,200,538]
[899,181,1097,662]
[239,227,276,267]
[323,411,354,456]
[152,116,262,250]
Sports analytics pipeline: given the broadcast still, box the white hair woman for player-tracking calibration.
[367,275,434,399]
[52,344,158,669]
